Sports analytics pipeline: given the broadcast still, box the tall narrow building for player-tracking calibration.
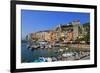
[72,20,80,40]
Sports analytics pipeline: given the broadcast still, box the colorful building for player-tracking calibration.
[26,20,88,43]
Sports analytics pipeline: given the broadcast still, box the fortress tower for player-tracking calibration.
[72,20,80,40]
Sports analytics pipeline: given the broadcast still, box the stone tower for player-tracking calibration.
[72,20,80,40]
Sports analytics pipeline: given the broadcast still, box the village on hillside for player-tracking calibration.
[22,20,90,62]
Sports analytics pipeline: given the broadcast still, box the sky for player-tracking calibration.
[21,10,90,39]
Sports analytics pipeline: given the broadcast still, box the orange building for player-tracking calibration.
[31,33,36,40]
[67,31,73,41]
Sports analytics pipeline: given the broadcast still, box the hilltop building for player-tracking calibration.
[26,20,89,43]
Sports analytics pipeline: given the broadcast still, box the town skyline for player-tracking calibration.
[21,10,90,39]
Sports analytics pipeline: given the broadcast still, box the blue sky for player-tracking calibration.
[21,10,90,39]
